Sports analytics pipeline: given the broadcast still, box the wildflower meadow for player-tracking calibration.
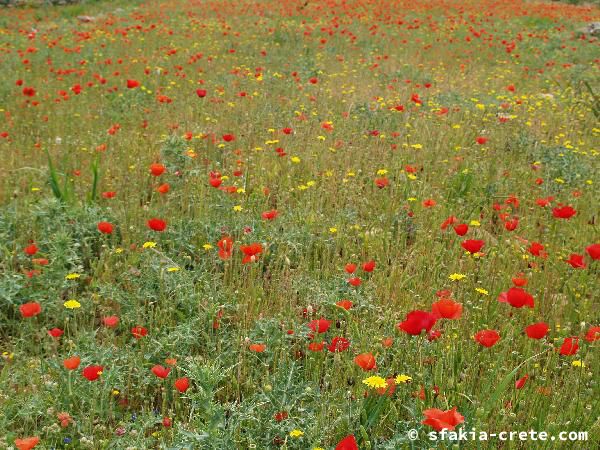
[0,0,599,448]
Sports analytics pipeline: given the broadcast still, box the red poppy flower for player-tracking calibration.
[474,329,500,347]
[422,198,436,208]
[428,330,442,341]
[453,224,468,236]
[157,183,170,194]
[249,343,266,352]
[48,328,63,338]
[240,243,263,263]
[261,209,278,220]
[309,77,318,84]
[461,239,484,254]
[57,412,72,428]
[151,365,171,379]
[431,299,462,319]
[22,87,36,97]
[308,342,324,352]
[375,177,389,188]
[20,302,41,318]
[552,205,576,219]
[102,191,116,199]
[558,337,579,356]
[274,411,288,422]
[348,277,361,287]
[506,287,534,308]
[308,318,331,333]
[586,244,600,260]
[175,377,190,392]
[397,310,437,335]
[336,299,353,310]
[24,244,38,255]
[422,407,465,431]
[63,356,80,370]
[82,365,104,381]
[102,316,119,328]
[335,435,358,450]
[282,127,293,134]
[440,215,457,230]
[528,242,547,258]
[126,79,140,89]
[354,352,376,371]
[362,260,376,272]
[525,322,549,339]
[411,93,422,104]
[149,163,166,176]
[344,263,357,274]
[209,177,223,188]
[512,275,527,287]
[147,218,167,232]
[504,217,519,231]
[217,236,234,259]
[327,337,350,353]
[515,374,529,389]
[131,326,148,339]
[97,221,113,234]
[196,89,207,98]
[476,136,488,145]
[14,437,40,450]
[222,134,235,142]
[536,197,551,207]
[565,254,586,269]
[585,326,600,343]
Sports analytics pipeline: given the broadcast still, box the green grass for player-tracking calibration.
[0,0,599,448]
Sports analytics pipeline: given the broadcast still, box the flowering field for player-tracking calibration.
[1,0,599,448]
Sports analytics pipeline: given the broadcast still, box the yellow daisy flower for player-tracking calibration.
[362,376,388,389]
[64,299,81,309]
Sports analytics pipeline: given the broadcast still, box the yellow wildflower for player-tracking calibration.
[449,273,466,281]
[362,376,387,389]
[395,374,412,384]
[64,299,81,309]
